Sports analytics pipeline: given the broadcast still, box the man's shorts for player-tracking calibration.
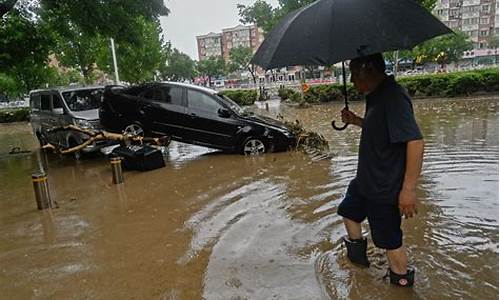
[337,181,402,250]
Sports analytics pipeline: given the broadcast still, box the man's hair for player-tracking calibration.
[350,53,386,74]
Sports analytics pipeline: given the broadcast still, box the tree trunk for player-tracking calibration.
[248,65,257,86]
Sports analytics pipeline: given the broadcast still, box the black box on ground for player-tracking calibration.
[112,145,165,171]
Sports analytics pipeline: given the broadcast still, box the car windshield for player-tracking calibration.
[62,88,103,111]
[216,94,249,115]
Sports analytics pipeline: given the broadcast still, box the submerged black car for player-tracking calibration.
[99,82,296,155]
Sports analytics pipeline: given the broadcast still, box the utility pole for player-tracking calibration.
[110,38,120,84]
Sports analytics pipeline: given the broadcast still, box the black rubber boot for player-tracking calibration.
[343,236,370,267]
[387,267,415,287]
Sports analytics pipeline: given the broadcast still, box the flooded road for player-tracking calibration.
[0,96,498,299]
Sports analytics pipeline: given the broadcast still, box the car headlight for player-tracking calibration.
[74,118,94,130]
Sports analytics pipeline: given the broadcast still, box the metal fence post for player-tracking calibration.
[110,157,124,184]
[32,172,52,210]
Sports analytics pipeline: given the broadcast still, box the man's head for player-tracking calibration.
[349,53,386,94]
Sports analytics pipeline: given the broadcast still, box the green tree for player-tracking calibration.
[196,56,226,86]
[487,34,498,49]
[0,0,170,93]
[238,0,437,36]
[96,17,165,83]
[237,0,276,34]
[237,0,315,35]
[417,0,438,11]
[0,73,20,99]
[160,48,196,81]
[228,46,253,73]
[413,31,473,66]
[41,3,108,83]
[3,0,169,43]
[0,10,51,76]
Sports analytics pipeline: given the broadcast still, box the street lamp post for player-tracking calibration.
[110,38,120,84]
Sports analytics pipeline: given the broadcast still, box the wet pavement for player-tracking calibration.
[0,96,498,299]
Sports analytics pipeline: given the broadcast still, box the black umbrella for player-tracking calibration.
[251,0,452,130]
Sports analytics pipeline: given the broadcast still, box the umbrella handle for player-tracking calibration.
[331,120,349,131]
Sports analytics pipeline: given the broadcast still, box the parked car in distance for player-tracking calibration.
[29,86,115,159]
[100,82,296,155]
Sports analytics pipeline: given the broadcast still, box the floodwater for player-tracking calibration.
[0,96,498,299]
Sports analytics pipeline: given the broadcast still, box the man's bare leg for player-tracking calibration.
[386,246,408,274]
[343,218,362,240]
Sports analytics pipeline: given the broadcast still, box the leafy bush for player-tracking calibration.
[398,68,498,97]
[0,108,30,123]
[219,68,498,107]
[220,89,257,106]
[288,90,302,102]
[303,83,362,103]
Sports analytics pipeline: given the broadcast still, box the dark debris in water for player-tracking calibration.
[277,115,334,161]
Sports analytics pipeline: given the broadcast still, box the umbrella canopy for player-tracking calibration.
[251,0,452,70]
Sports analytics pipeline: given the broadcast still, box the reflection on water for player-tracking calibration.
[0,96,498,299]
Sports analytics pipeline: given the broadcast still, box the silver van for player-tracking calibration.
[29,86,112,158]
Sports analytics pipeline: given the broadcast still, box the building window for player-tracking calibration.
[482,4,490,12]
[480,17,489,24]
[480,30,489,36]
[471,18,478,24]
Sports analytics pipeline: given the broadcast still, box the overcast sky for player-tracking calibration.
[159,0,278,60]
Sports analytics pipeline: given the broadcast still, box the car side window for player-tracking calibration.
[41,95,51,111]
[143,87,165,102]
[53,95,63,109]
[30,94,41,111]
[163,86,183,106]
[187,90,221,114]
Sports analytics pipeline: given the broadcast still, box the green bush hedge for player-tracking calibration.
[278,86,302,102]
[219,68,498,106]
[398,68,498,97]
[297,68,498,103]
[220,89,258,106]
[303,84,363,103]
[0,107,30,123]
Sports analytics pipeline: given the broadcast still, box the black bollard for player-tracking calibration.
[32,172,53,210]
[110,157,124,184]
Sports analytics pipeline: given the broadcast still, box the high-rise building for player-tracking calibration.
[196,32,223,61]
[222,24,264,61]
[196,24,264,62]
[433,0,499,49]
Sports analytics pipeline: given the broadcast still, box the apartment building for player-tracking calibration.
[196,32,223,61]
[196,24,264,61]
[434,0,499,49]
[221,24,264,61]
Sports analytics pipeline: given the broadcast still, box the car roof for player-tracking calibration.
[30,85,105,95]
[160,82,218,95]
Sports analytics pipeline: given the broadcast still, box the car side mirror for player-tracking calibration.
[218,108,231,118]
[53,108,64,115]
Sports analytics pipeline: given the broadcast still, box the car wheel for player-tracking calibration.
[242,137,266,155]
[123,123,145,137]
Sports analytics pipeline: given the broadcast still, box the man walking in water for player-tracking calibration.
[337,53,424,287]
